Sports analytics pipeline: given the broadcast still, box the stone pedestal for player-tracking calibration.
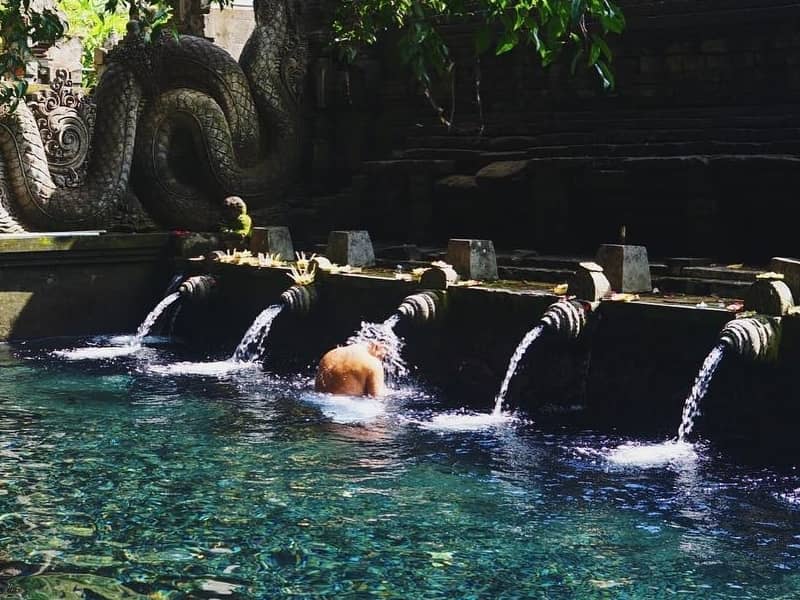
[568,262,611,303]
[326,230,375,267]
[769,257,800,303]
[596,244,652,293]
[250,226,294,260]
[446,239,498,281]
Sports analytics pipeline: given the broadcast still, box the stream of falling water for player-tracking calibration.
[677,343,727,441]
[232,304,285,363]
[493,324,545,415]
[130,292,182,346]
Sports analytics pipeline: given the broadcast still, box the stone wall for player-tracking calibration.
[0,234,172,340]
[295,0,800,262]
[204,1,256,60]
[175,261,800,449]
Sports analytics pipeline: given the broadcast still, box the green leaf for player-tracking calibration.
[588,42,601,65]
[495,31,518,55]
[594,59,615,90]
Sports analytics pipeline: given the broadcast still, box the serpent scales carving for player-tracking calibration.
[0,0,306,232]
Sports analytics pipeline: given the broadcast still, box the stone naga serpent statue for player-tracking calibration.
[0,0,306,233]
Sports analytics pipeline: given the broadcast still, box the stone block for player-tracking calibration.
[446,239,498,281]
[769,257,800,302]
[596,244,652,293]
[250,226,294,261]
[326,230,375,267]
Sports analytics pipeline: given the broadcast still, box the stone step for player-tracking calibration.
[498,266,575,283]
[488,129,800,149]
[653,276,751,298]
[360,159,456,175]
[402,141,800,164]
[682,266,765,282]
[404,109,800,143]
[500,254,591,270]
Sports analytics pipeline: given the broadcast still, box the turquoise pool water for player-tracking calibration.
[2,339,800,599]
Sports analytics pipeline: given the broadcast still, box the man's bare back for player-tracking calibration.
[315,342,387,397]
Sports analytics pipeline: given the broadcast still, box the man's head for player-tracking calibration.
[366,340,388,360]
[224,195,247,217]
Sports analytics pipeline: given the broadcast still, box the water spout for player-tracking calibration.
[719,316,781,362]
[539,300,589,340]
[280,284,318,316]
[178,275,217,302]
[397,290,447,324]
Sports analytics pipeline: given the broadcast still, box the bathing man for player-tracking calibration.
[315,341,387,397]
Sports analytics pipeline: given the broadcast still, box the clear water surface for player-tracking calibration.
[2,339,800,599]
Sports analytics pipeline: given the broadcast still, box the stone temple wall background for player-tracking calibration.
[178,0,800,260]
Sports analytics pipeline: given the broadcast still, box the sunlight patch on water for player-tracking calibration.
[301,393,387,424]
[418,410,517,432]
[605,441,698,468]
[779,489,800,506]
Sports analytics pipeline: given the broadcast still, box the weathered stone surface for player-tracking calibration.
[446,238,498,281]
[569,262,611,302]
[769,257,800,302]
[0,233,171,340]
[176,232,220,258]
[250,226,294,260]
[326,230,375,267]
[745,276,794,316]
[475,160,529,184]
[596,244,652,293]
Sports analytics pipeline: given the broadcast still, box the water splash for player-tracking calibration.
[493,324,545,415]
[677,343,727,441]
[605,440,698,468]
[149,360,257,377]
[419,410,516,432]
[347,314,408,383]
[131,292,182,346]
[232,304,284,363]
[301,392,387,424]
[53,345,143,361]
